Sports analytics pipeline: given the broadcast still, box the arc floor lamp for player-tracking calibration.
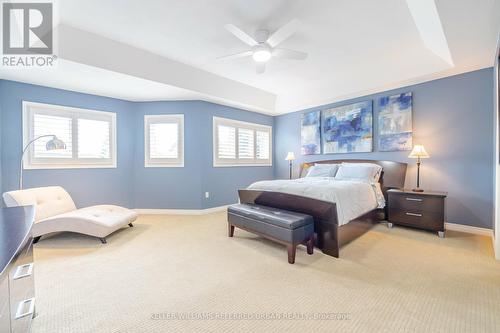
[20,135,66,189]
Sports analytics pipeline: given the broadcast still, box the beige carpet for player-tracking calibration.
[32,212,500,333]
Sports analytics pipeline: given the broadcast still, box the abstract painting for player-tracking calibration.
[301,110,321,155]
[378,92,413,151]
[321,101,373,154]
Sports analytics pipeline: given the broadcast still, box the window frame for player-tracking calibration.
[144,114,184,168]
[213,116,272,167]
[22,101,117,170]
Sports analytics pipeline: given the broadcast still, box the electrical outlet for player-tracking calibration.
[205,192,210,199]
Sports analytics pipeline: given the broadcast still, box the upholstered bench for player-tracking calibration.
[228,203,314,264]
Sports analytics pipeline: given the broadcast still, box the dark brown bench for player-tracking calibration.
[227,203,314,264]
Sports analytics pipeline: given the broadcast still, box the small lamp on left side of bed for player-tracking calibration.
[285,152,295,179]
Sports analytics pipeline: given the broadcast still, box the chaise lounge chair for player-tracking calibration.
[3,186,138,244]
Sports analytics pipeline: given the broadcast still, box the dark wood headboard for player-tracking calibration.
[300,159,407,198]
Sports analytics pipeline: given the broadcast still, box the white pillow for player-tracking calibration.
[349,163,383,182]
[334,163,382,183]
[305,164,339,178]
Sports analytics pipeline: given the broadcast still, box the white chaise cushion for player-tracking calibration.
[34,205,138,238]
[3,186,138,239]
[3,186,76,222]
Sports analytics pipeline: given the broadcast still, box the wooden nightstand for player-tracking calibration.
[387,189,447,237]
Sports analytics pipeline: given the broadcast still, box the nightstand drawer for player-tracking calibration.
[389,210,444,231]
[389,193,444,214]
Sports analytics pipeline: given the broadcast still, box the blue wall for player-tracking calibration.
[0,99,2,194]
[132,101,274,209]
[494,42,499,238]
[0,80,274,210]
[0,68,495,228]
[274,68,494,228]
[132,101,204,209]
[0,80,136,208]
[198,102,274,209]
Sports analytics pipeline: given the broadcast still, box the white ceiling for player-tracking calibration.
[1,0,499,114]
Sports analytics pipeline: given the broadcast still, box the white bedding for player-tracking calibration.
[247,177,385,226]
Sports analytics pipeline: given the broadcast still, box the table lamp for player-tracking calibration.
[408,144,429,192]
[285,152,295,179]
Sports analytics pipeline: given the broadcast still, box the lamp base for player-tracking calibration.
[412,188,424,193]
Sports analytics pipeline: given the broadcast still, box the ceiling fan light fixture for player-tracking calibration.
[252,49,271,63]
[222,19,307,72]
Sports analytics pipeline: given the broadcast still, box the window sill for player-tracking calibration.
[144,163,184,168]
[213,164,272,167]
[23,164,117,170]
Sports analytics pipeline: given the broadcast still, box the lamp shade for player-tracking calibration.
[285,152,295,161]
[46,136,66,150]
[408,145,429,158]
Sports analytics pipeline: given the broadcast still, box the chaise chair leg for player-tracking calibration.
[306,235,314,255]
[128,223,134,227]
[99,237,107,244]
[33,236,41,244]
[228,224,235,237]
[287,244,296,264]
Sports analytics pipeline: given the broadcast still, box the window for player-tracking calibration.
[23,101,116,169]
[213,117,272,167]
[144,114,184,167]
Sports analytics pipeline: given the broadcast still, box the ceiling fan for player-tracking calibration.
[219,19,308,74]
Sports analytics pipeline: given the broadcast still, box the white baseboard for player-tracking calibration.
[495,234,500,260]
[134,205,231,216]
[495,236,500,260]
[134,208,495,238]
[492,230,500,260]
[445,222,493,238]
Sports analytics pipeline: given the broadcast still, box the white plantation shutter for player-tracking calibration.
[238,128,254,159]
[23,101,116,169]
[256,130,270,160]
[217,125,236,159]
[149,123,178,159]
[145,115,184,167]
[213,117,272,166]
[33,113,72,159]
[78,118,111,159]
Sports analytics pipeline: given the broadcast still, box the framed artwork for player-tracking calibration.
[378,92,413,151]
[321,101,373,154]
[301,110,321,155]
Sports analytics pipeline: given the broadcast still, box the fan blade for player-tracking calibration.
[217,51,252,60]
[256,62,266,74]
[224,24,258,46]
[273,48,308,60]
[267,19,300,47]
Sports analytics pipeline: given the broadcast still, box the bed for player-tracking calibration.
[238,159,407,258]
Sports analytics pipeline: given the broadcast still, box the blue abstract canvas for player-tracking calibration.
[301,110,321,155]
[321,101,373,154]
[378,92,413,151]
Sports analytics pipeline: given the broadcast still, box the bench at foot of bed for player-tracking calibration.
[227,203,314,264]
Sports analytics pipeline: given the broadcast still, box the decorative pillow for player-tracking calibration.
[334,163,382,183]
[305,164,339,178]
